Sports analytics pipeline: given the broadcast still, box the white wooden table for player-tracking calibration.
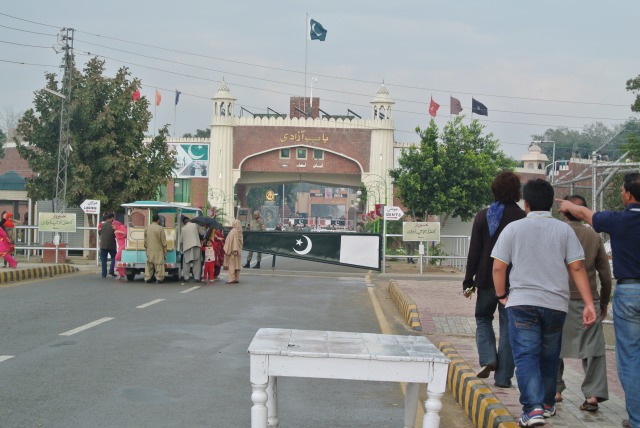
[248,328,450,428]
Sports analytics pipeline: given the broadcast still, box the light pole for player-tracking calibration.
[362,172,393,273]
[207,187,227,223]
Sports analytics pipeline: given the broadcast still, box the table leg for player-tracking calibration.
[251,381,268,428]
[266,376,278,427]
[422,387,444,428]
[403,382,419,428]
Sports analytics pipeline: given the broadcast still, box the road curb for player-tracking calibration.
[438,343,517,428]
[386,280,517,428]
[0,264,80,285]
[388,279,422,331]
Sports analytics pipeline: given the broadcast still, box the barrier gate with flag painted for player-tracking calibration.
[242,231,382,271]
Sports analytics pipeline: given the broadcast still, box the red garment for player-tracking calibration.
[112,220,127,277]
[202,261,215,281]
[212,229,225,279]
[0,227,17,268]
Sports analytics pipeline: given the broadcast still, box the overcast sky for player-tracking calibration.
[1,1,638,158]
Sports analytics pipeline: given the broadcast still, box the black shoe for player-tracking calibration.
[156,280,164,284]
[109,272,117,278]
[253,263,260,269]
[243,262,250,268]
[477,364,496,379]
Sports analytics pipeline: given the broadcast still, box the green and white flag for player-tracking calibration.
[309,19,327,41]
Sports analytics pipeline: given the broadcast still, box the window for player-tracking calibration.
[157,184,167,202]
[313,149,324,160]
[280,148,290,159]
[296,148,307,159]
[174,179,190,204]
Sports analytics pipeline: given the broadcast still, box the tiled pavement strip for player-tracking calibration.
[390,270,630,428]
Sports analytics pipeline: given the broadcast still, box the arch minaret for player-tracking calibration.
[209,82,236,221]
[364,83,395,211]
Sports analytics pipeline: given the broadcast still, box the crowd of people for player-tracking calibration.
[464,172,640,428]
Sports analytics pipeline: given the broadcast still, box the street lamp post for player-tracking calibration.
[207,187,228,223]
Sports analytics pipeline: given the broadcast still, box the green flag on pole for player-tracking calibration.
[310,19,327,41]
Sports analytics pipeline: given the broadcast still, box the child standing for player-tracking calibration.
[202,239,216,283]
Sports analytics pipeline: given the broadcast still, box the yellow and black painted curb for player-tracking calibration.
[388,279,422,331]
[0,264,80,285]
[439,343,517,428]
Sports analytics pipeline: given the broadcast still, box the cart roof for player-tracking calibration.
[121,201,202,215]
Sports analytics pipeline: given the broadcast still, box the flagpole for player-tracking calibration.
[304,12,308,114]
[173,101,177,137]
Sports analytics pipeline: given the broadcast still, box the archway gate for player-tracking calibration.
[207,82,397,224]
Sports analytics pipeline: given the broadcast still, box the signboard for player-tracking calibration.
[383,206,404,221]
[243,231,381,270]
[38,213,77,233]
[80,199,100,215]
[403,222,440,242]
[169,143,209,178]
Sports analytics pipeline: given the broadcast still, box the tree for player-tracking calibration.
[0,128,5,159]
[531,123,623,161]
[15,58,176,216]
[182,128,211,138]
[0,107,23,159]
[626,74,640,113]
[390,116,515,226]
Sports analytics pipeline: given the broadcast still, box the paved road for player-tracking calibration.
[0,258,472,428]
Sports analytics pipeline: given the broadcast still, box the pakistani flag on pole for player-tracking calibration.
[472,98,488,116]
[310,19,327,41]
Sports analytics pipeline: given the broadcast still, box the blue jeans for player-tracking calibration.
[613,284,640,427]
[475,287,515,386]
[100,248,116,278]
[508,305,566,413]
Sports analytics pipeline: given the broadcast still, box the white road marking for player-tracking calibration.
[0,355,15,363]
[136,299,165,308]
[180,286,201,294]
[60,317,114,336]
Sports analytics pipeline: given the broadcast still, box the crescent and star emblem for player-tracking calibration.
[293,235,313,255]
[187,145,206,160]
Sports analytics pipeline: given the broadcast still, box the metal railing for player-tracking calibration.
[385,234,469,273]
[11,224,99,264]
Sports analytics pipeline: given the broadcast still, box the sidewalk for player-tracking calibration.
[383,259,629,428]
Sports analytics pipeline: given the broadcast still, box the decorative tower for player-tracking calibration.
[364,83,395,211]
[209,82,236,222]
[522,142,549,173]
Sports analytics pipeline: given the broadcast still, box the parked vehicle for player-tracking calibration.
[118,201,203,281]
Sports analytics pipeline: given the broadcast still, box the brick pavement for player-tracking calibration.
[394,276,630,428]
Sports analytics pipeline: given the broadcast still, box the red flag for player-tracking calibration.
[361,213,366,222]
[450,96,463,115]
[429,97,440,117]
[375,204,385,218]
[132,89,141,102]
[155,90,162,106]
[368,210,376,221]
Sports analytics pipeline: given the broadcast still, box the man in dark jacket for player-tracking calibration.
[99,212,117,278]
[463,171,525,387]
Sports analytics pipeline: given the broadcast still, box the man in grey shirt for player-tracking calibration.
[491,179,596,427]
